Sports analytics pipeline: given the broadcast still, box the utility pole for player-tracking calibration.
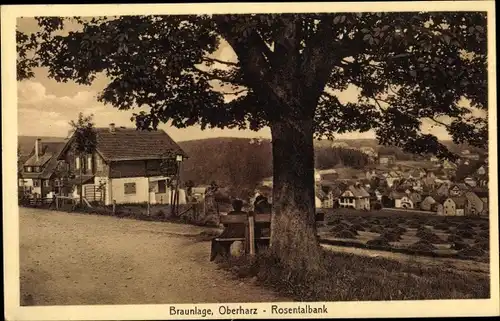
[79,153,83,207]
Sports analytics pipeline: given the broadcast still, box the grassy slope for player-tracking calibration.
[219,249,489,301]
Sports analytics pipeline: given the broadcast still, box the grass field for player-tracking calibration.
[219,248,490,301]
[319,208,489,262]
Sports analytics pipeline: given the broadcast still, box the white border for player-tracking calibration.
[2,2,499,320]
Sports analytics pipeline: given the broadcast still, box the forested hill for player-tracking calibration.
[178,137,486,189]
[178,137,273,191]
[18,136,69,155]
[179,137,369,188]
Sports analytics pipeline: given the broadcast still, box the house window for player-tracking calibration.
[96,156,103,171]
[33,180,40,187]
[158,180,167,193]
[124,182,136,195]
[87,154,92,172]
[26,166,32,172]
[75,157,80,169]
[44,180,50,187]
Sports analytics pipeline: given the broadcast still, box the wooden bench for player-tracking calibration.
[210,210,326,261]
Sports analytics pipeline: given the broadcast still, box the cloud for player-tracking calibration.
[17,77,455,143]
[17,80,110,137]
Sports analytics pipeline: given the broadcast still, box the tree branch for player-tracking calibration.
[192,66,246,86]
[427,116,451,128]
[370,96,388,112]
[202,57,239,67]
[221,88,248,96]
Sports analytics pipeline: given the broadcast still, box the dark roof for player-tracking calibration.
[390,191,406,199]
[92,127,187,162]
[21,141,67,179]
[449,197,467,208]
[472,188,489,198]
[426,194,447,204]
[67,175,95,186]
[434,195,448,204]
[345,185,370,198]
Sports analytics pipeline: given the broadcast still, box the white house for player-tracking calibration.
[443,197,467,216]
[338,185,370,210]
[464,177,477,187]
[19,138,68,199]
[476,165,487,176]
[59,124,188,206]
[395,195,414,209]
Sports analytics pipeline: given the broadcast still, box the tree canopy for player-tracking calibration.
[18,12,488,160]
[68,112,97,155]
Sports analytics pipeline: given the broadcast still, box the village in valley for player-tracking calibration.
[256,143,489,217]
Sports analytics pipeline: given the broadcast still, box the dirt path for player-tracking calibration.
[20,208,288,306]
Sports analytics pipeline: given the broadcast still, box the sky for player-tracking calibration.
[16,17,458,142]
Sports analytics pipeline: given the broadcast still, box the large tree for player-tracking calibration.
[68,113,97,206]
[17,12,488,271]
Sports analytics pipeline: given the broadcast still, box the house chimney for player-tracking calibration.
[109,123,116,133]
[35,138,41,162]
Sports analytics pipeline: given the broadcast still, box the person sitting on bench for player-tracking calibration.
[210,199,246,261]
[253,195,272,239]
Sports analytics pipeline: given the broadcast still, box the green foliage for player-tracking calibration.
[315,147,370,169]
[18,12,487,160]
[68,113,97,155]
[179,138,273,193]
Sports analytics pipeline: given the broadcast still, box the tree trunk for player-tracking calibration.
[269,117,322,273]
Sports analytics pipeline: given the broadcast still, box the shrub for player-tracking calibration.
[330,223,351,233]
[447,234,463,243]
[396,217,408,224]
[479,223,489,231]
[416,227,434,238]
[408,221,421,228]
[327,218,343,226]
[456,229,475,239]
[478,230,489,238]
[458,246,486,258]
[386,222,398,229]
[474,240,489,252]
[392,226,407,234]
[369,225,384,234]
[360,222,372,229]
[366,237,391,248]
[351,224,366,232]
[380,231,401,242]
[456,223,472,230]
[334,229,358,239]
[474,236,488,244]
[423,233,447,244]
[410,240,437,252]
[427,219,439,225]
[433,223,450,231]
[452,241,469,251]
